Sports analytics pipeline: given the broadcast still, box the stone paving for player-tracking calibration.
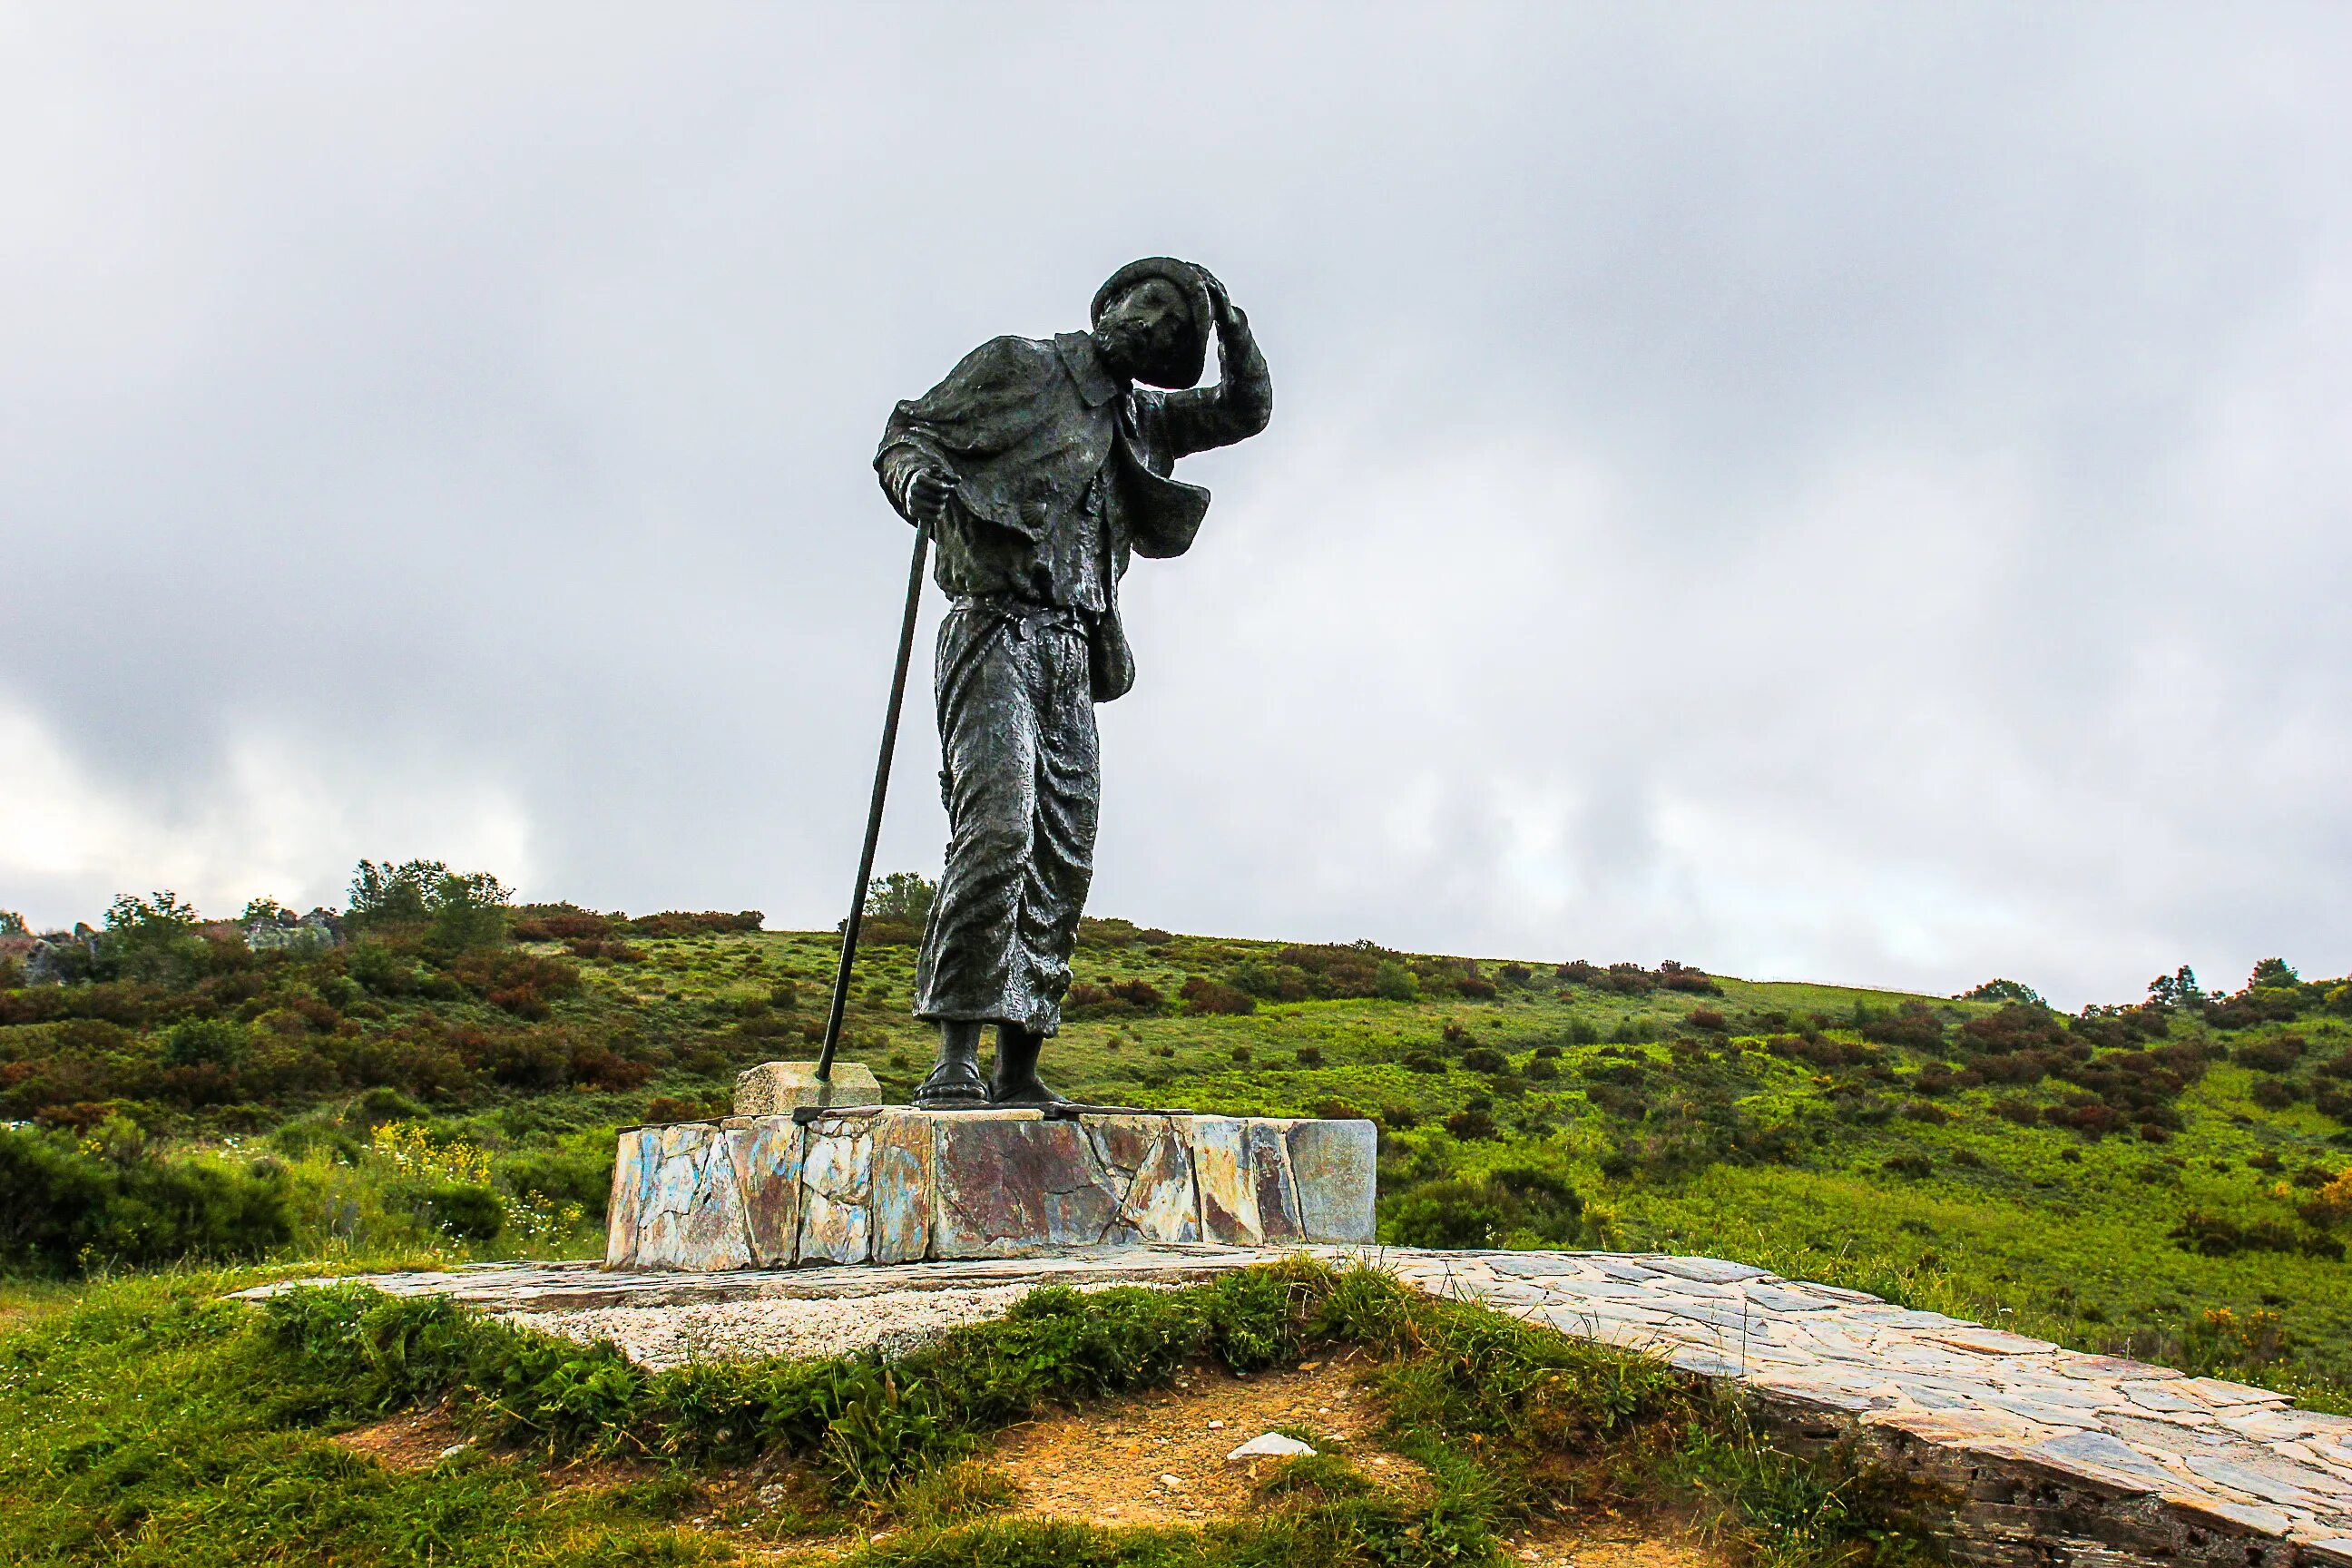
[236,1245,2352,1568]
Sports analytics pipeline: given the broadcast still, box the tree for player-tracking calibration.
[2148,966,2203,1010]
[0,910,26,936]
[348,860,446,926]
[347,860,512,949]
[2249,958,2300,991]
[1962,978,2046,1007]
[864,871,938,926]
[101,892,211,985]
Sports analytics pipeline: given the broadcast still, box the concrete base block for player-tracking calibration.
[733,1060,884,1117]
[606,1109,1377,1269]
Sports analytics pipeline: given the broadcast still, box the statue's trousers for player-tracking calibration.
[912,603,1099,1034]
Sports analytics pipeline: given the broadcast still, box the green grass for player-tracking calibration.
[7,915,2351,1406]
[0,1259,1940,1568]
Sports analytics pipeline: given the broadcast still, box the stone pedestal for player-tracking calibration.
[604,1109,1377,1270]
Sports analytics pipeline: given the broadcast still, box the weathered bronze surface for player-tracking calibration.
[874,259,1271,1107]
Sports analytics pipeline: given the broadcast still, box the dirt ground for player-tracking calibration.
[331,1361,1734,1567]
[992,1351,1408,1527]
[988,1356,1733,1568]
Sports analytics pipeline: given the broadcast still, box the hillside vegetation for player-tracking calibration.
[4,865,2349,1410]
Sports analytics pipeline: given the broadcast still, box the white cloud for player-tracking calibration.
[0,704,532,926]
[4,5,2349,1004]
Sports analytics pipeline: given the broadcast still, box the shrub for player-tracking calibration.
[413,1181,505,1242]
[161,1016,250,1069]
[1656,960,1721,995]
[1109,978,1161,1008]
[1179,976,1255,1016]
[1380,1168,1585,1248]
[1857,1001,1945,1051]
[1295,1047,1324,1067]
[1686,1008,1729,1034]
[1373,961,1419,1002]
[0,1125,291,1272]
[511,906,614,942]
[1444,1108,1499,1142]
[2236,1035,2308,1073]
[2171,1209,2343,1261]
[1460,1046,1511,1074]
[621,910,764,938]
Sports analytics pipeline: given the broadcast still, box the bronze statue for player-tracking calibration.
[873,259,1271,1107]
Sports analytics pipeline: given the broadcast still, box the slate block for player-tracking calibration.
[798,1116,876,1264]
[1286,1119,1376,1243]
[1083,1114,1200,1244]
[933,1112,1121,1257]
[1191,1117,1261,1244]
[870,1112,934,1264]
[734,1060,883,1116]
[629,1122,753,1271]
[724,1116,804,1268]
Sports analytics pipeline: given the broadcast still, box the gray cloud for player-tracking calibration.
[5,4,2348,1006]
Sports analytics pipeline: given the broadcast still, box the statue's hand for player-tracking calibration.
[908,466,960,527]
[1194,266,1247,336]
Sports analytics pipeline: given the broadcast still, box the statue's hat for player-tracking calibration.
[1091,257,1212,387]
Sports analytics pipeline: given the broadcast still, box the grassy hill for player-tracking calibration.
[4,877,2349,1410]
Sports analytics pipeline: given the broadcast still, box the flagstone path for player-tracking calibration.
[236,1246,2352,1567]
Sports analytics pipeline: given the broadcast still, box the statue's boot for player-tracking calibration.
[913,1022,991,1110]
[989,1022,1067,1107]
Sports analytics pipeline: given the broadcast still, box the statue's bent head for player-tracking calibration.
[1091,257,1211,388]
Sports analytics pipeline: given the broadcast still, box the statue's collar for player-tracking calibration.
[1054,331,1127,408]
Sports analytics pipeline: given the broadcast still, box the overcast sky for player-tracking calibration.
[5,5,2348,1007]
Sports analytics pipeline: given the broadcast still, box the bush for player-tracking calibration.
[0,1125,291,1273]
[1857,1001,1945,1051]
[621,910,764,938]
[1380,1168,1585,1248]
[1460,1046,1511,1074]
[1179,976,1255,1016]
[413,1181,505,1242]
[2236,1035,2308,1073]
[1373,961,1419,1002]
[2171,1209,2342,1261]
[1444,1108,1499,1142]
[511,905,614,942]
[161,1016,250,1069]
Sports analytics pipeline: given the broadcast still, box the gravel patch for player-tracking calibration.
[503,1280,1155,1368]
